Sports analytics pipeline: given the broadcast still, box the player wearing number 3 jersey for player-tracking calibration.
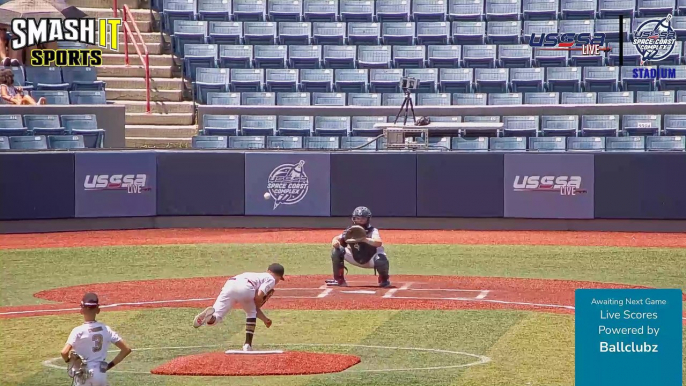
[60,293,132,386]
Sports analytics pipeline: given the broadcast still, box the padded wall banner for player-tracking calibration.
[245,152,330,216]
[74,152,157,218]
[504,154,594,219]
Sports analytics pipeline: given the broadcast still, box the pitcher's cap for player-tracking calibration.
[81,293,100,307]
[268,263,285,280]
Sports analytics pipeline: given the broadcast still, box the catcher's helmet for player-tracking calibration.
[352,206,372,227]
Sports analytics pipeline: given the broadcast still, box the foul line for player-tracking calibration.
[317,284,333,298]
[383,282,413,298]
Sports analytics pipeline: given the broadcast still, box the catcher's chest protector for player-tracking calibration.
[348,227,378,264]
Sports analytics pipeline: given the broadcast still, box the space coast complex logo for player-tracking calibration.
[266,160,309,209]
[631,14,677,65]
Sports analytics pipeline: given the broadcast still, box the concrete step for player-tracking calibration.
[107,32,163,44]
[82,7,158,21]
[126,136,192,148]
[67,0,141,10]
[126,113,194,125]
[113,100,194,114]
[101,53,173,66]
[97,64,173,78]
[91,42,164,55]
[100,77,184,90]
[107,88,183,101]
[126,124,197,137]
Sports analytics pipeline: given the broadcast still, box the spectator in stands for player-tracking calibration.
[0,27,21,67]
[0,69,46,105]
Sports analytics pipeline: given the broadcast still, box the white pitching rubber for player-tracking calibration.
[225,350,284,355]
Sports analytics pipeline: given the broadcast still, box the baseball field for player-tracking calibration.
[0,229,685,386]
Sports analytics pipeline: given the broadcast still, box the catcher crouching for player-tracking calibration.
[327,206,391,288]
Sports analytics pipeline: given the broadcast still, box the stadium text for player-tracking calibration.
[632,67,677,79]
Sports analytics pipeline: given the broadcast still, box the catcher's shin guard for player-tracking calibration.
[374,254,390,286]
[329,246,347,284]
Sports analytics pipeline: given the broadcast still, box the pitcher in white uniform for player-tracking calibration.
[193,263,286,351]
[60,293,132,386]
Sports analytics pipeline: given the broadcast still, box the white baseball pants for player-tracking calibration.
[211,278,257,322]
[74,364,108,386]
[343,247,377,269]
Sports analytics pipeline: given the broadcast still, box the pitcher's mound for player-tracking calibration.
[151,351,361,376]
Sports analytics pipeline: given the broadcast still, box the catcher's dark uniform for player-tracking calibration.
[329,226,391,287]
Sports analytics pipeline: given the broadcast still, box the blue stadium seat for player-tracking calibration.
[376,0,411,21]
[207,91,240,105]
[24,115,65,136]
[607,43,641,67]
[485,0,521,21]
[570,47,604,68]
[218,45,252,68]
[541,115,579,136]
[61,67,104,91]
[523,20,557,43]
[583,66,619,92]
[622,114,661,136]
[195,67,229,104]
[673,15,686,39]
[680,0,686,15]
[490,136,527,150]
[279,22,311,44]
[441,68,475,92]
[300,68,334,91]
[637,0,676,17]
[323,45,356,68]
[314,116,351,135]
[646,136,686,151]
[208,22,243,44]
[173,20,208,58]
[529,136,566,151]
[499,44,533,67]
[567,136,605,151]
[243,21,276,44]
[268,135,304,149]
[278,115,314,135]
[348,22,381,45]
[621,66,656,91]
[449,0,485,21]
[510,67,544,92]
[0,115,27,137]
[463,116,501,136]
[383,92,415,105]
[487,21,522,44]
[230,68,264,91]
[228,135,266,148]
[47,135,85,149]
[427,45,462,67]
[340,0,374,21]
[393,46,426,68]
[0,136,8,150]
[562,92,597,104]
[580,115,619,136]
[413,0,448,21]
[192,135,228,148]
[303,0,339,21]
[254,45,288,68]
[405,68,438,92]
[598,91,634,104]
[312,92,346,105]
[335,69,368,92]
[277,92,311,105]
[452,21,486,44]
[233,0,267,21]
[351,116,386,135]
[605,136,645,151]
[560,0,597,19]
[289,44,322,68]
[462,45,497,68]
[304,136,340,149]
[547,67,582,92]
[502,115,539,136]
[522,0,558,20]
[313,22,346,45]
[659,66,686,91]
[664,115,686,135]
[598,0,636,18]
[241,91,275,105]
[57,42,87,50]
[266,69,299,92]
[183,44,218,81]
[341,136,378,150]
[452,92,487,104]
[382,22,416,45]
[162,0,197,35]
[269,0,303,21]
[347,92,381,105]
[417,93,451,105]
[488,92,522,105]
[33,90,70,105]
[357,45,392,68]
[596,18,631,43]
[424,136,451,150]
[202,114,239,135]
[475,68,509,92]
[534,47,568,67]
[524,92,559,104]
[559,19,594,40]
[637,90,675,104]
[678,90,686,102]
[25,67,69,90]
[198,0,231,21]
[61,114,104,148]
[417,22,451,45]
[241,115,277,135]
[657,39,682,66]
[9,135,48,150]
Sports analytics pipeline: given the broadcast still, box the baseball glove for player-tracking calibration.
[67,351,85,380]
[344,225,367,244]
[257,289,274,308]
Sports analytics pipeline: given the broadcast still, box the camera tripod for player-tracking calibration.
[393,89,417,126]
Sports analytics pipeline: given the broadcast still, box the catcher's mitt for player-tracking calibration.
[344,225,367,244]
[257,289,274,308]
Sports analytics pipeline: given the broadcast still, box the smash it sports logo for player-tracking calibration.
[513,176,587,196]
[84,174,150,194]
[266,160,309,209]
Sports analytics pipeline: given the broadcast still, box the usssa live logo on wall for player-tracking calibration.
[266,160,309,209]
[513,176,587,196]
[84,174,151,194]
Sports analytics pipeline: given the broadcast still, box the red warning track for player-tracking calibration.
[3,275,683,320]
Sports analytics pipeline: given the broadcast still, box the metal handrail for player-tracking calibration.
[113,3,151,113]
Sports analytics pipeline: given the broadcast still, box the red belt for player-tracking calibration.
[229,277,256,287]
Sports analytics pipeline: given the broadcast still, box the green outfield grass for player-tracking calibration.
[0,243,684,386]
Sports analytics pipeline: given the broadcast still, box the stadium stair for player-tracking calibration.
[72,0,195,147]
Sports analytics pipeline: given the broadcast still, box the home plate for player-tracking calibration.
[225,350,284,355]
[341,290,377,294]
